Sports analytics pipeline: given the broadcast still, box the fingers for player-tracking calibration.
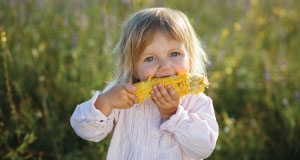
[151,85,162,105]
[151,84,180,118]
[151,84,168,104]
[117,93,137,109]
[127,93,138,105]
[104,83,138,109]
[167,85,180,100]
[124,83,138,104]
[151,84,179,103]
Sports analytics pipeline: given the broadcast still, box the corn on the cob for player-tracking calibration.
[133,73,209,104]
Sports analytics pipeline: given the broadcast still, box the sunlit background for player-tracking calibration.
[1,0,299,159]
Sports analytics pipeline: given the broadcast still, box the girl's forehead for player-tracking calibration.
[146,29,178,44]
[133,29,185,59]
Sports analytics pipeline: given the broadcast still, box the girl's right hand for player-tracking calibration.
[94,83,138,116]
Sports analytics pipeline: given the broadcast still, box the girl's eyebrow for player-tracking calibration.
[140,51,154,56]
[169,47,184,50]
[168,47,186,53]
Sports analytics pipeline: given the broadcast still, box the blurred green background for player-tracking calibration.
[1,0,299,159]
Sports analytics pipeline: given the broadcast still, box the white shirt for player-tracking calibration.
[70,91,218,160]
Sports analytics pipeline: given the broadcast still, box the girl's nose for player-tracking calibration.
[158,59,171,70]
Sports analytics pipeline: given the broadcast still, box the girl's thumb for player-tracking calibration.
[124,82,137,92]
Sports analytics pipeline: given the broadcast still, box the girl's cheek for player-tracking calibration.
[139,62,158,81]
[142,73,152,81]
[142,70,154,81]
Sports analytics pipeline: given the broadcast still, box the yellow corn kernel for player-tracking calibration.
[133,73,209,104]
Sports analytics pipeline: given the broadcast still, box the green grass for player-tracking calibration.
[1,0,299,159]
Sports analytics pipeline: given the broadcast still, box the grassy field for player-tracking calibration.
[1,0,299,159]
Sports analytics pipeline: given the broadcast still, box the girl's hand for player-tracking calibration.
[95,83,138,116]
[151,83,180,121]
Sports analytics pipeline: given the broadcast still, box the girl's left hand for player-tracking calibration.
[151,83,180,121]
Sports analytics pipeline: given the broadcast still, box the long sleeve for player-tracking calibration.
[70,91,117,142]
[160,93,218,159]
[71,92,217,159]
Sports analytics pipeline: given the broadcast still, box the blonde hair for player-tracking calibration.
[105,7,209,91]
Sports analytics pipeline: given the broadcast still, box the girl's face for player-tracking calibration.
[135,30,189,81]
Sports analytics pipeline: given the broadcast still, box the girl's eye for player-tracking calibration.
[170,52,179,57]
[145,56,155,62]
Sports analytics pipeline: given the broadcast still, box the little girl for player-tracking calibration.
[70,7,218,160]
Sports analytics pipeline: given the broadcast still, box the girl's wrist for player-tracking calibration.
[161,114,171,121]
[161,111,176,121]
[94,94,112,116]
